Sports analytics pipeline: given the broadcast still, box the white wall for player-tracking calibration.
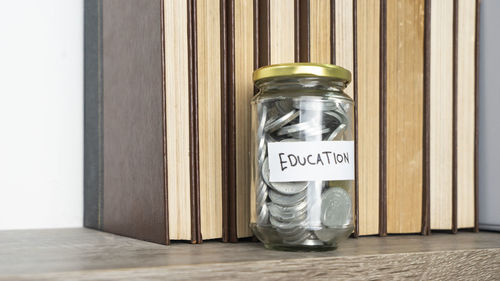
[0,1,83,230]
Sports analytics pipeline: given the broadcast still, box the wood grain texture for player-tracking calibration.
[386,0,424,233]
[164,0,192,240]
[334,0,354,98]
[430,0,454,230]
[310,0,330,63]
[235,0,254,238]
[197,0,223,240]
[1,229,499,280]
[270,0,295,64]
[102,0,167,244]
[456,0,476,229]
[356,0,380,236]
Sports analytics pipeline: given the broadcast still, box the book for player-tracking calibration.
[355,0,381,236]
[478,0,499,232]
[456,0,477,230]
[84,0,227,244]
[309,0,331,63]
[232,0,255,240]
[384,0,425,234]
[429,0,454,231]
[197,0,224,240]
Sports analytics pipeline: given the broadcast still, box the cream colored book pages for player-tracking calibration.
[356,0,380,236]
[235,0,254,238]
[386,0,424,233]
[197,0,223,239]
[457,0,476,229]
[430,0,454,230]
[270,0,295,64]
[310,0,331,63]
[335,0,354,98]
[164,0,191,239]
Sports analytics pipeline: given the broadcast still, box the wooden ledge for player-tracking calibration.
[0,228,499,280]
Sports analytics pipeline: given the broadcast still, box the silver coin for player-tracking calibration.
[282,229,310,245]
[257,203,270,225]
[326,123,346,141]
[257,104,268,135]
[268,189,307,206]
[275,99,294,114]
[321,187,352,228]
[261,158,271,186]
[293,126,331,139]
[264,110,299,133]
[257,137,267,165]
[292,99,344,112]
[280,138,300,142]
[269,215,306,229]
[324,110,346,124]
[270,180,309,195]
[268,201,307,221]
[276,121,315,136]
[256,181,268,204]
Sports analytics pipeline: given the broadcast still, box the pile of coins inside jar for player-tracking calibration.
[255,97,353,246]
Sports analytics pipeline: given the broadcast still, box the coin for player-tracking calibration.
[270,180,309,195]
[269,215,306,229]
[275,99,294,114]
[326,123,346,141]
[276,121,315,136]
[261,158,271,186]
[268,189,307,206]
[291,126,331,139]
[268,201,307,221]
[257,203,270,225]
[264,110,299,133]
[321,187,352,228]
[324,110,345,124]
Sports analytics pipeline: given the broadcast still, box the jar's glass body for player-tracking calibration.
[250,76,354,251]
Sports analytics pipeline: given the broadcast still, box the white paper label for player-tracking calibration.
[267,141,355,182]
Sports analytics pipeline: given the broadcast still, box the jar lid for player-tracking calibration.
[253,63,351,85]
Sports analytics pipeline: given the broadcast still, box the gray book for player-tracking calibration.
[479,0,500,232]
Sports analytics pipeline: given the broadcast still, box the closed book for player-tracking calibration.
[84,0,227,244]
[355,0,381,236]
[478,0,499,232]
[384,0,425,234]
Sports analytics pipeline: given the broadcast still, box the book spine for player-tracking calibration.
[84,0,104,230]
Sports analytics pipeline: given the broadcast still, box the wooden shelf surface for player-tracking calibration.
[0,228,499,280]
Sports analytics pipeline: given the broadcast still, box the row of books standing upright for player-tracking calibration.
[84,0,480,244]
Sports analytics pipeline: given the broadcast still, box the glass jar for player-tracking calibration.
[250,63,354,251]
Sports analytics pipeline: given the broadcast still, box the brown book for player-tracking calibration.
[384,0,425,234]
[84,0,226,244]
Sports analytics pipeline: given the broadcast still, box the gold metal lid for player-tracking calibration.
[253,63,351,85]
